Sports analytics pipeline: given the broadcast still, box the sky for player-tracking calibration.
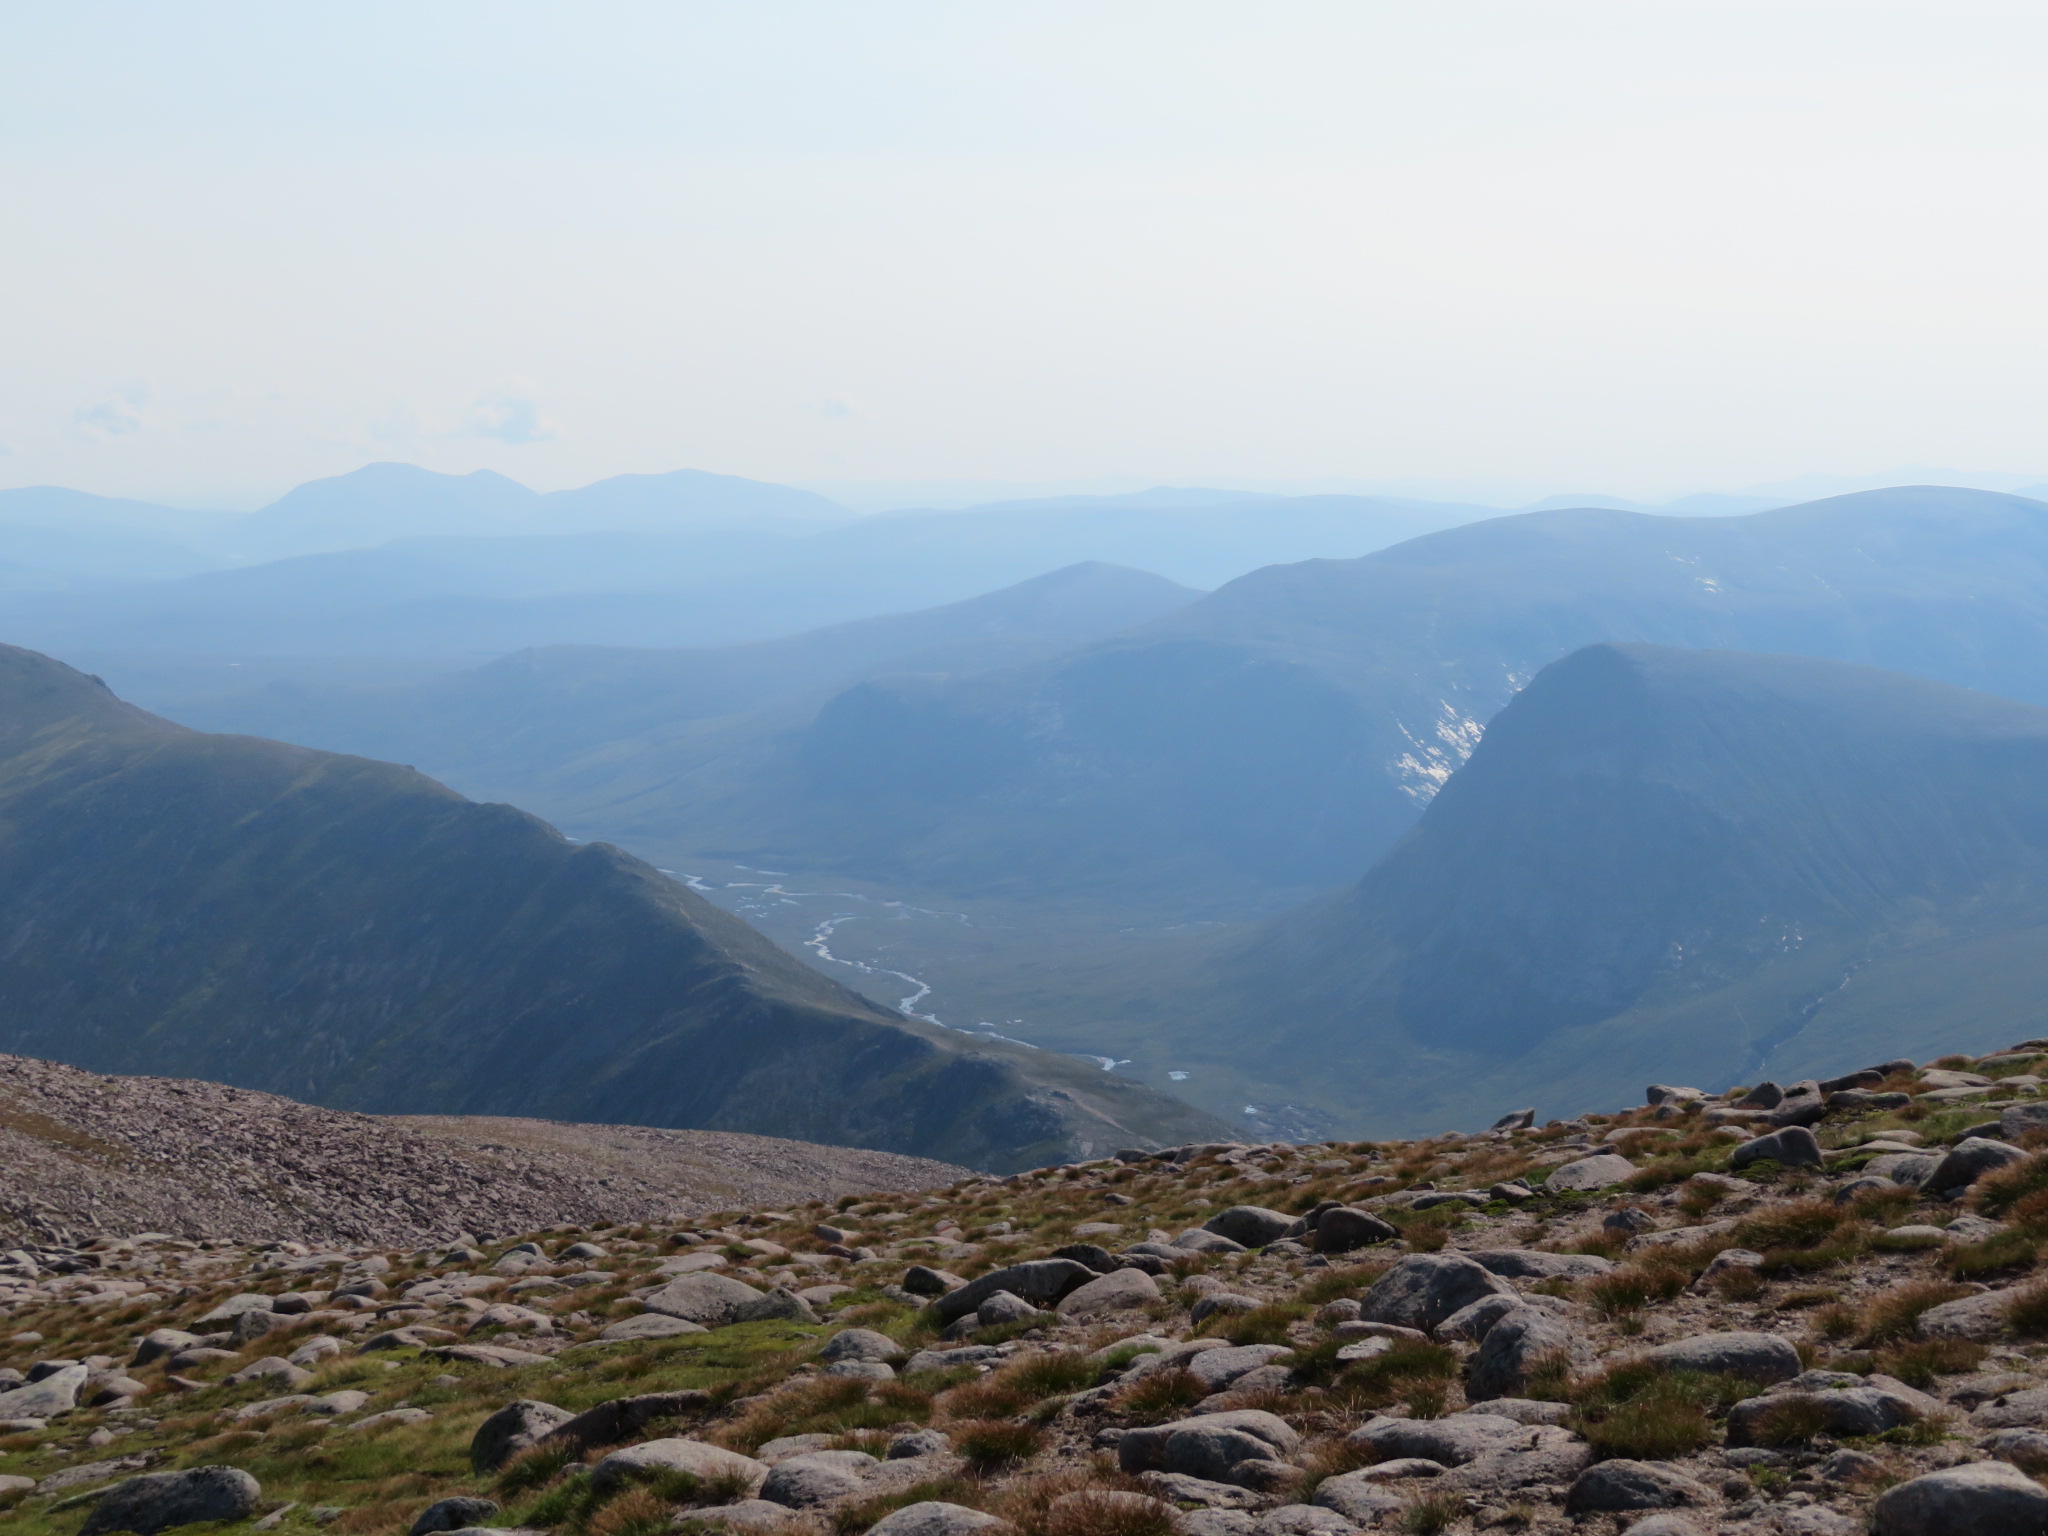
[4,2,2048,507]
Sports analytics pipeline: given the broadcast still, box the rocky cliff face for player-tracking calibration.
[0,646,1224,1170]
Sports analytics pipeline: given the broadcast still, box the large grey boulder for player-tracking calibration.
[640,1272,769,1327]
[1465,1307,1589,1400]
[1186,1344,1293,1393]
[1357,1253,1514,1332]
[933,1259,1095,1322]
[1056,1267,1160,1318]
[409,1498,500,1536]
[865,1504,1011,1536]
[1311,1471,1406,1524]
[1975,1385,2048,1429]
[1466,1249,1612,1280]
[598,1313,706,1343]
[1312,1207,1398,1254]
[759,1450,878,1507]
[1927,1138,2028,1194]
[1564,1460,1713,1513]
[0,1362,87,1418]
[589,1438,768,1495]
[1874,1460,2048,1536]
[1728,1125,1823,1172]
[1917,1290,2017,1341]
[1645,1331,1801,1384]
[1119,1410,1300,1477]
[548,1390,715,1453]
[2001,1104,2048,1139]
[1546,1154,1636,1191]
[1727,1376,1940,1444]
[820,1329,900,1363]
[196,1293,277,1324]
[130,1330,200,1367]
[469,1399,574,1473]
[1171,1229,1247,1255]
[1440,1429,1591,1495]
[1867,1152,1943,1187]
[1348,1413,1527,1466]
[1203,1206,1298,1248]
[80,1467,262,1536]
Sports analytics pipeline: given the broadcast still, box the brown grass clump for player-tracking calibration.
[1744,1395,1831,1448]
[1298,1262,1392,1305]
[1946,1230,2041,1280]
[1109,1367,1209,1424]
[1858,1280,1972,1345]
[1583,1262,1689,1317]
[2005,1279,2048,1336]
[1400,1489,1469,1535]
[954,1419,1047,1471]
[587,1486,677,1536]
[1876,1338,1987,1388]
[1204,1301,1310,1345]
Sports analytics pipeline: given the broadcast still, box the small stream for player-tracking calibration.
[667,868,1100,1059]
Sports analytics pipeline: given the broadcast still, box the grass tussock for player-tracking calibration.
[1109,1368,1208,1425]
[1945,1230,2040,1280]
[1202,1301,1309,1345]
[1582,1262,1690,1317]
[1570,1360,1759,1460]
[953,1419,1046,1471]
[1858,1281,1972,1346]
[1744,1395,1831,1448]
[2006,1279,2048,1336]
[1875,1338,1987,1388]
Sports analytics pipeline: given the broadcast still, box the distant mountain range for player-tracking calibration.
[546,484,2048,913]
[0,464,1493,673]
[0,644,1224,1170]
[994,643,2048,1136]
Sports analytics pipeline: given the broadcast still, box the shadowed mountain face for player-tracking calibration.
[645,486,2048,910]
[0,646,1225,1170]
[1158,644,2048,1134]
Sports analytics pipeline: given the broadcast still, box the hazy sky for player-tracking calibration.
[5,3,2047,506]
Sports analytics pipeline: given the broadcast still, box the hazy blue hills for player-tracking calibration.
[623,485,2048,912]
[168,562,1201,779]
[0,644,1223,1170]
[5,468,1491,677]
[1001,643,2048,1136]
[222,462,853,559]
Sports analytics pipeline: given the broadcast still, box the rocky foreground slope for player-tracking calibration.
[0,1055,968,1250]
[10,1044,2048,1535]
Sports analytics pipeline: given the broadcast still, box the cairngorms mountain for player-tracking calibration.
[1035,644,2048,1136]
[0,645,1225,1170]
[589,485,2048,910]
[175,485,2048,921]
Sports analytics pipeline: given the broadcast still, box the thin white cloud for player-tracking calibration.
[73,382,151,437]
[458,383,555,445]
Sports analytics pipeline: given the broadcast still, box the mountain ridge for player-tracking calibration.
[0,644,1225,1169]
